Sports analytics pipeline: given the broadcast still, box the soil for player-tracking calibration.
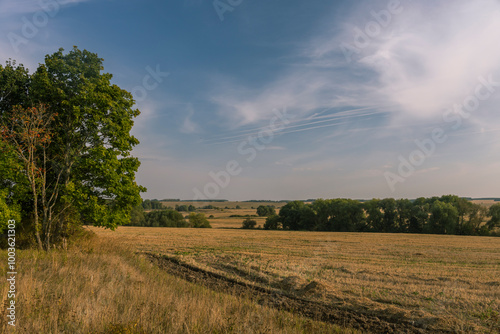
[145,253,450,334]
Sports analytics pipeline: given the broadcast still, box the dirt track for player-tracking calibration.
[145,253,448,334]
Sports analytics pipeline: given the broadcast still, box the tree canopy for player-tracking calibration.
[0,47,145,249]
[264,196,499,236]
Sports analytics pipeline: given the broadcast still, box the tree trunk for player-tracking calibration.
[33,187,43,250]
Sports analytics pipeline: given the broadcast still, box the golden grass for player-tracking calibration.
[0,231,354,334]
[93,225,500,333]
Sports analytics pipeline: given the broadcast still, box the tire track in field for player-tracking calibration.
[145,253,448,334]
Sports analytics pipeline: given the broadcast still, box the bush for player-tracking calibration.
[144,210,187,227]
[188,213,212,228]
[256,205,276,217]
[242,218,257,229]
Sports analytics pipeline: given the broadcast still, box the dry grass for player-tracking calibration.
[0,230,353,334]
[93,224,500,333]
[470,200,499,208]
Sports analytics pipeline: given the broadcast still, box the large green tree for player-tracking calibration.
[487,203,500,231]
[428,201,458,234]
[0,47,145,249]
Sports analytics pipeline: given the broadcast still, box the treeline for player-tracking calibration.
[128,206,211,228]
[142,199,163,210]
[244,200,290,203]
[263,195,500,236]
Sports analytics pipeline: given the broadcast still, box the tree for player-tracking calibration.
[129,205,145,226]
[0,189,21,231]
[395,199,412,233]
[330,199,365,232]
[241,218,257,229]
[0,47,145,249]
[176,204,189,212]
[279,201,315,230]
[364,199,383,232]
[1,104,56,249]
[379,198,397,233]
[464,203,487,235]
[408,197,428,233]
[487,203,500,231]
[264,215,281,230]
[256,205,276,217]
[188,213,212,228]
[428,201,458,234]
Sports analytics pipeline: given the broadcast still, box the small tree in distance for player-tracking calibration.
[256,205,276,217]
[188,213,212,228]
[242,218,257,229]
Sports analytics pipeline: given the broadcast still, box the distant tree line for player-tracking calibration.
[142,199,163,210]
[127,205,211,228]
[244,200,290,203]
[263,195,500,236]
[175,204,196,212]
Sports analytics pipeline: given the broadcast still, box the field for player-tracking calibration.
[2,201,499,333]
[0,231,344,334]
[92,202,500,333]
[159,201,288,229]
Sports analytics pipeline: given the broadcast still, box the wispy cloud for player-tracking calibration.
[211,0,500,130]
[180,104,201,134]
[357,0,500,119]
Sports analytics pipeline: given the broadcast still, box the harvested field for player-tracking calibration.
[146,253,438,333]
[93,225,500,333]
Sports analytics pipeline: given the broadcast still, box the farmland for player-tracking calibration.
[92,202,500,333]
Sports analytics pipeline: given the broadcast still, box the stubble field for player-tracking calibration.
[92,203,500,333]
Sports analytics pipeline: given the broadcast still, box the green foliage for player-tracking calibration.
[279,201,316,230]
[129,205,146,226]
[487,203,500,230]
[264,215,281,230]
[0,47,145,248]
[188,213,212,228]
[428,201,459,234]
[241,218,257,229]
[0,190,21,232]
[142,199,163,210]
[363,199,384,232]
[270,195,496,236]
[145,210,187,227]
[256,205,276,217]
[176,204,196,212]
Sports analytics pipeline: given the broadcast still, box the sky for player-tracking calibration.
[1,0,500,201]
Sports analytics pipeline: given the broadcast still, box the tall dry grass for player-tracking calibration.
[0,230,354,334]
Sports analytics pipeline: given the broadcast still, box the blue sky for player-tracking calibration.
[2,0,500,200]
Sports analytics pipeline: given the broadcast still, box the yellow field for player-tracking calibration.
[93,221,500,333]
[0,231,346,334]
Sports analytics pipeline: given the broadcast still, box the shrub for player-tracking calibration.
[242,218,257,229]
[256,205,276,217]
[188,213,212,228]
